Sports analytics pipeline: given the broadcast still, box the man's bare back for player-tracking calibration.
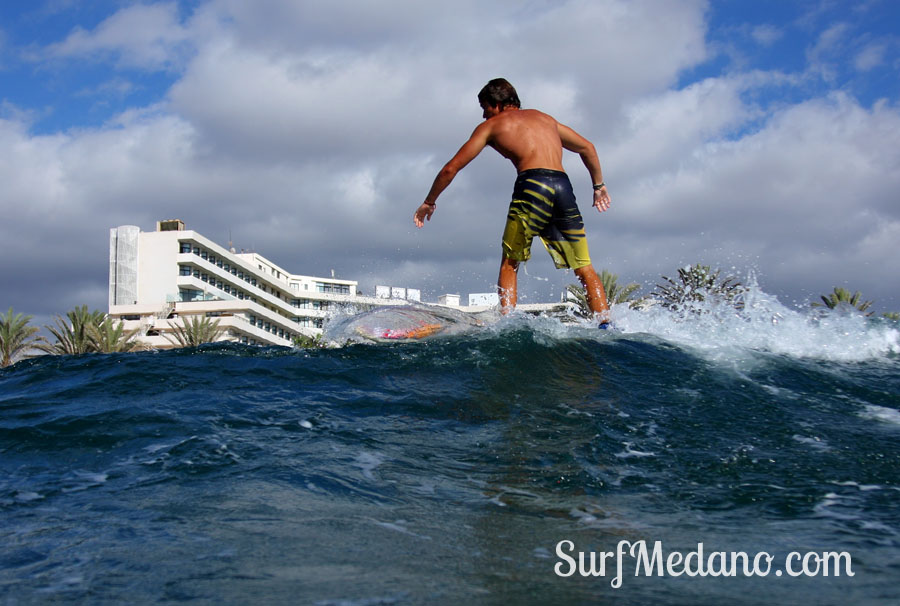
[481,108,566,173]
[414,103,607,220]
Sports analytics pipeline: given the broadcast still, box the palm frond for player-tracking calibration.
[0,307,44,367]
[165,315,224,347]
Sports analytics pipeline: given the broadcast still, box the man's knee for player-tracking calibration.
[574,264,597,281]
[500,256,519,272]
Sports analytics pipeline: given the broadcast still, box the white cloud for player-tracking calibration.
[605,91,900,305]
[751,24,782,47]
[854,41,886,71]
[47,2,191,70]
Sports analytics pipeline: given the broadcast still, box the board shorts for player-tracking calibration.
[501,168,592,269]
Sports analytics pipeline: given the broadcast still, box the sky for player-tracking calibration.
[1,0,899,328]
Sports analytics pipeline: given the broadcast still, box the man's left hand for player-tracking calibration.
[592,187,611,213]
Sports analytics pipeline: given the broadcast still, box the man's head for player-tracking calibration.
[478,78,521,114]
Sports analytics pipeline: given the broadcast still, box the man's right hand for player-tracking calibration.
[414,202,436,228]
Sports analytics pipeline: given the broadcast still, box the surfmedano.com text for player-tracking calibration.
[554,540,854,588]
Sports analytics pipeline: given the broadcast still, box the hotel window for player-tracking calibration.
[201,251,208,260]
[180,243,191,254]
[180,289,202,302]
[193,269,200,278]
[208,255,216,265]
[179,265,192,276]
[193,246,200,255]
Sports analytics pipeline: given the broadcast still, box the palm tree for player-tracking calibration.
[651,263,744,312]
[565,283,593,319]
[566,270,641,318]
[165,315,224,347]
[812,287,873,316]
[0,307,44,367]
[599,269,641,305]
[37,305,107,355]
[88,317,144,353]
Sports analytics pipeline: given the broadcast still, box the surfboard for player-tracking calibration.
[323,303,500,344]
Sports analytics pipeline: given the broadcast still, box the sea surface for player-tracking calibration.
[2,289,899,605]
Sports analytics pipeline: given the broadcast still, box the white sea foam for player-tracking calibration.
[859,405,900,426]
[323,274,899,364]
[791,434,830,451]
[601,275,900,363]
[614,442,656,458]
[354,451,385,481]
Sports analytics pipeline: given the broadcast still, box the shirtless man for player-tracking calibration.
[414,78,612,323]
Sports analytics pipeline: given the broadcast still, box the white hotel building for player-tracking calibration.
[108,220,423,348]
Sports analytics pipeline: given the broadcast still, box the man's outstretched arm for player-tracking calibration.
[414,123,491,227]
[558,123,611,213]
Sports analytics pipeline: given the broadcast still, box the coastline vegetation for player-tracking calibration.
[37,306,109,355]
[3,268,899,367]
[650,263,745,312]
[292,333,325,348]
[812,287,873,315]
[0,307,43,368]
[165,315,225,347]
[567,270,641,318]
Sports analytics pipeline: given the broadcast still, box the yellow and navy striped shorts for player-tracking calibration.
[501,168,591,269]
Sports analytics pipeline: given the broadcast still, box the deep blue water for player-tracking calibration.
[2,302,899,605]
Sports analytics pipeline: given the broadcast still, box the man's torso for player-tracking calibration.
[486,109,566,173]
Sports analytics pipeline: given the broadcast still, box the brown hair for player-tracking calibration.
[478,78,521,109]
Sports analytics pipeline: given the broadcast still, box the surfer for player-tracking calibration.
[414,78,611,323]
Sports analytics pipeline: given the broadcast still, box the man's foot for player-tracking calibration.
[599,322,613,330]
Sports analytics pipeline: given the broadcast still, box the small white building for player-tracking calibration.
[468,292,500,307]
[108,221,418,348]
[375,285,421,302]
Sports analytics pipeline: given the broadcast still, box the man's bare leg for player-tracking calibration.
[498,256,519,314]
[574,264,611,323]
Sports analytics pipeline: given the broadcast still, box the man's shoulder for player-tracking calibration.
[520,108,556,121]
[491,108,557,128]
